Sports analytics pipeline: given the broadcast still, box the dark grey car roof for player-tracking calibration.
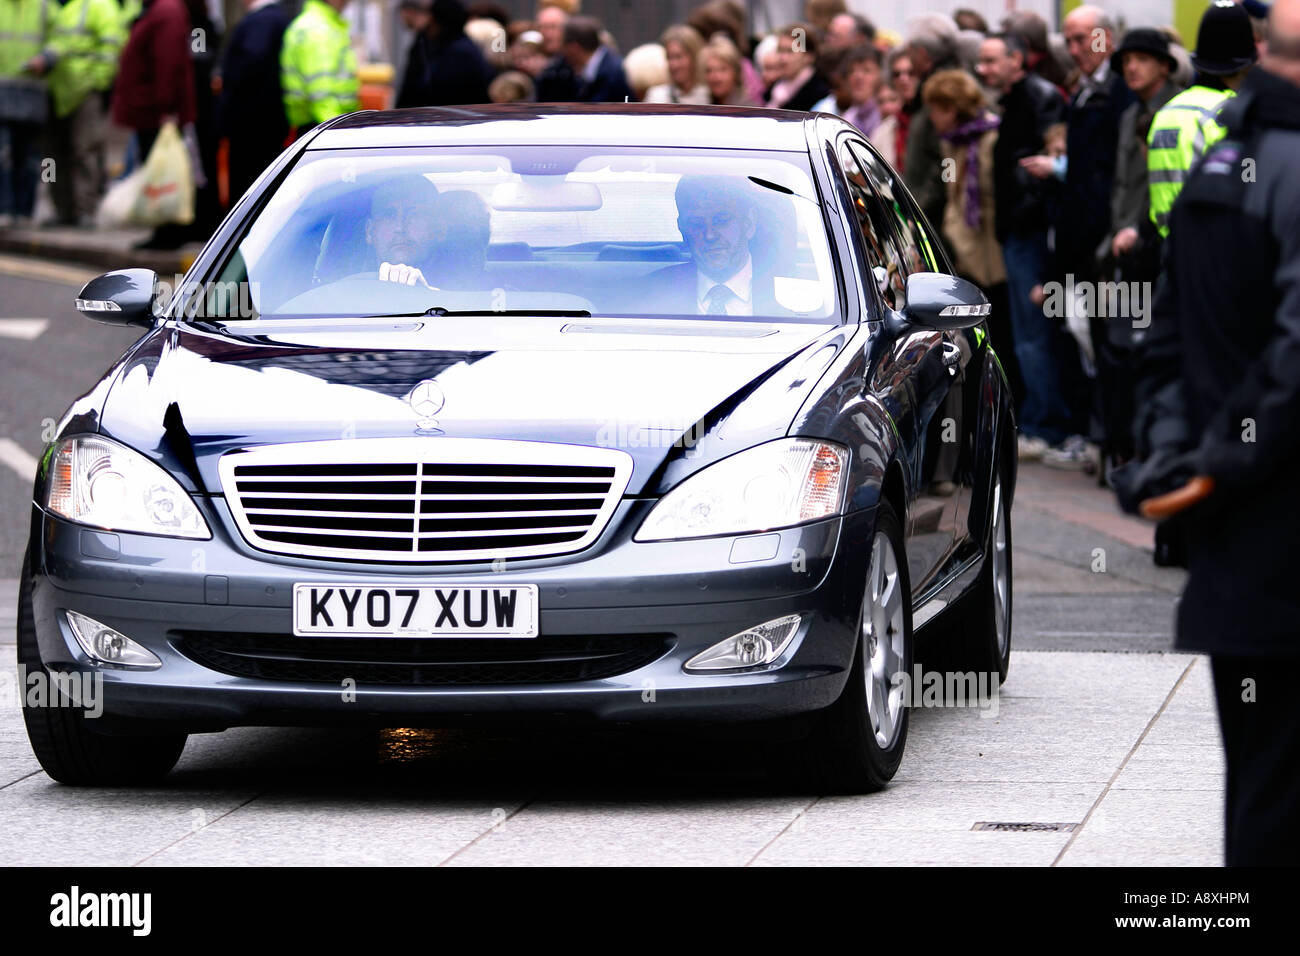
[309,103,817,152]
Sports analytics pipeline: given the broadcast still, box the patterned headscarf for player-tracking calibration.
[939,111,1000,230]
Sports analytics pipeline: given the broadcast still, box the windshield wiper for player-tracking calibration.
[358,308,592,319]
[423,307,591,317]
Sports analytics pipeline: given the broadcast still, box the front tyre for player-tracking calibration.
[802,500,912,794]
[16,555,187,786]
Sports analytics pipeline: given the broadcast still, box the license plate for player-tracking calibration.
[292,583,538,638]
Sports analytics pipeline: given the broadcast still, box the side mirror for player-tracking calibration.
[900,272,990,330]
[75,269,159,327]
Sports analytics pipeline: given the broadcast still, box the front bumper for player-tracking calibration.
[28,497,876,733]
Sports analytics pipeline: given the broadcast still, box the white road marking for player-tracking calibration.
[0,438,39,483]
[0,579,17,635]
[1035,631,1171,639]
[0,319,49,340]
[0,254,96,287]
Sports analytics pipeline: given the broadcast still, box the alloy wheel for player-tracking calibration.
[991,475,1010,659]
[862,531,906,750]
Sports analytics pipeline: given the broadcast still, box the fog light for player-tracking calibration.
[685,614,803,671]
[65,611,161,669]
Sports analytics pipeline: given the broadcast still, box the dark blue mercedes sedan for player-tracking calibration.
[18,104,1016,792]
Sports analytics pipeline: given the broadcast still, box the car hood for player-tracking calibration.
[96,316,847,495]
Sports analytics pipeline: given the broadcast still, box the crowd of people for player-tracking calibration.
[0,0,1273,479]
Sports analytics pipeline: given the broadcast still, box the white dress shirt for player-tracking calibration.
[696,256,754,315]
[581,46,607,86]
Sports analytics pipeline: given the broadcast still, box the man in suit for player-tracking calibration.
[218,0,292,206]
[649,175,785,316]
[558,15,631,103]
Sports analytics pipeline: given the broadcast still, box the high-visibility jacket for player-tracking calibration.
[281,0,357,130]
[1147,84,1234,238]
[0,0,49,77]
[42,0,124,117]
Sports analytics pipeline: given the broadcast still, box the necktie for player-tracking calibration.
[705,284,734,315]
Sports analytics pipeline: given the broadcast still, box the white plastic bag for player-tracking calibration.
[96,167,147,229]
[131,121,195,227]
[1064,282,1096,369]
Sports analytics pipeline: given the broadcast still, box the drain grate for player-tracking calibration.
[971,822,1078,832]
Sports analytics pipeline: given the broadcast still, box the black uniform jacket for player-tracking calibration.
[1136,67,1300,656]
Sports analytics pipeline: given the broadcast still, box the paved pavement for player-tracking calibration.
[0,251,1216,866]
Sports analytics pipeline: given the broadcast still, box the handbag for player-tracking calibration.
[0,76,49,124]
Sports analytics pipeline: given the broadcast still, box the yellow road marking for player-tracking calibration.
[0,255,98,288]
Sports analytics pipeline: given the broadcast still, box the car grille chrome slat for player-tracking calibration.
[219,437,634,563]
[242,507,603,520]
[235,491,610,499]
[174,631,674,686]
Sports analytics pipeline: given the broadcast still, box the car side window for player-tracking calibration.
[888,177,946,276]
[836,139,907,310]
[847,141,941,279]
[900,190,945,274]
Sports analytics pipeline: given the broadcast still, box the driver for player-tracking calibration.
[365,174,445,288]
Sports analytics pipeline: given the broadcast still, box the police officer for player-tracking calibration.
[0,0,49,226]
[23,0,124,226]
[1141,0,1259,567]
[280,0,358,138]
[1117,0,1300,865]
[1147,1,1258,239]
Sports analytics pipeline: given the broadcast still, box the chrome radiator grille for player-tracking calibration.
[218,438,634,562]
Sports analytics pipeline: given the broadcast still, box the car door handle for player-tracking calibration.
[941,340,961,373]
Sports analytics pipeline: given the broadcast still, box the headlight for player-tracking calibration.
[635,439,849,541]
[46,436,210,539]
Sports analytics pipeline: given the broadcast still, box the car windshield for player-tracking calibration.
[189,146,841,323]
